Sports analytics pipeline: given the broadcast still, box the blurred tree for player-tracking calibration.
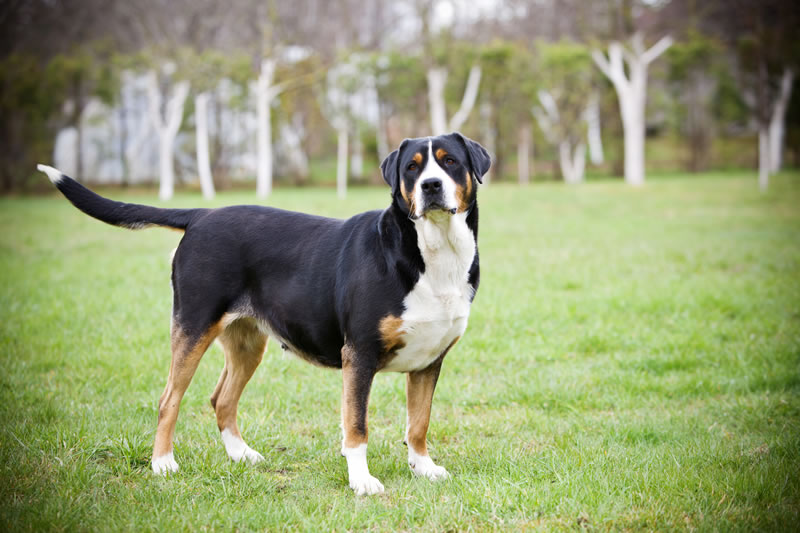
[593,33,673,185]
[666,31,723,172]
[0,55,65,190]
[373,51,428,146]
[724,1,798,188]
[45,43,118,179]
[145,61,190,201]
[417,1,482,136]
[534,41,595,184]
[477,41,534,183]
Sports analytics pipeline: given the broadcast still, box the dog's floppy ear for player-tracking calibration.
[380,139,408,195]
[451,132,491,184]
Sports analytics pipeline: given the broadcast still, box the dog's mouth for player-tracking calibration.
[413,202,457,220]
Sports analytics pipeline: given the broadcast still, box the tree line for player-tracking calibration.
[1,0,797,196]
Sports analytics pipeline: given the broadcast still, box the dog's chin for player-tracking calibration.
[416,204,457,221]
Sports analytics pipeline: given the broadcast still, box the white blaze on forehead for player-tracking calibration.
[413,140,458,217]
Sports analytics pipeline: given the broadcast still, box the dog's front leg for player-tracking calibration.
[405,354,450,480]
[340,344,383,496]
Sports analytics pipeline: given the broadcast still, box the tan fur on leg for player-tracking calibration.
[405,338,458,481]
[213,318,267,464]
[152,322,221,473]
[340,344,383,495]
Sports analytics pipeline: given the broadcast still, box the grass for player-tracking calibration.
[1,171,799,531]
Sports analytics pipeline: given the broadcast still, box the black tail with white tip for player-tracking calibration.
[38,164,204,231]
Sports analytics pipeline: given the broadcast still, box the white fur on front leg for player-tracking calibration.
[408,445,449,480]
[221,428,264,465]
[342,444,384,496]
[152,451,179,475]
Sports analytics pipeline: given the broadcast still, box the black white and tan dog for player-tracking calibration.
[39,132,490,495]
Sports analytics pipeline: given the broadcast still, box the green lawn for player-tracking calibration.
[1,172,799,531]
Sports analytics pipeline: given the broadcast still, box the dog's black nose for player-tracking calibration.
[420,178,442,194]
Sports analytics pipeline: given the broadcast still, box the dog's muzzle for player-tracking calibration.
[419,178,456,216]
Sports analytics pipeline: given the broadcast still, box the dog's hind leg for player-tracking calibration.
[212,318,268,464]
[152,320,221,474]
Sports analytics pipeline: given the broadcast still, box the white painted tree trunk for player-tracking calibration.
[427,68,448,135]
[256,59,277,199]
[759,126,770,191]
[336,122,348,199]
[534,89,588,184]
[448,65,482,131]
[480,101,495,184]
[351,125,363,180]
[621,89,646,187]
[147,70,190,201]
[194,92,215,200]
[768,68,794,173]
[376,104,390,161]
[585,93,604,165]
[517,123,531,185]
[592,34,672,186]
[559,140,586,184]
[427,65,482,136]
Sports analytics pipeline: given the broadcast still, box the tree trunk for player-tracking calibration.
[559,140,586,184]
[118,104,129,187]
[759,126,770,191]
[621,58,646,186]
[585,93,604,165]
[351,125,364,181]
[257,59,276,198]
[194,92,215,200]
[376,103,389,162]
[76,110,84,179]
[336,122,348,199]
[768,68,794,173]
[158,134,175,200]
[147,69,190,201]
[426,65,482,136]
[592,34,672,186]
[517,123,531,185]
[449,65,482,131]
[427,68,448,135]
[621,105,645,186]
[480,101,495,183]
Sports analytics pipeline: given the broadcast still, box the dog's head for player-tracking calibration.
[381,133,490,219]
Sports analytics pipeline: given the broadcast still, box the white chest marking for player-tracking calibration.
[381,211,475,373]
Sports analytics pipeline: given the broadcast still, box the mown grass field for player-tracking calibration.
[1,171,799,531]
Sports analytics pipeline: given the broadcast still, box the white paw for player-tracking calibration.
[409,453,450,481]
[349,472,385,496]
[342,444,384,496]
[152,451,179,475]
[221,429,264,465]
[240,446,265,465]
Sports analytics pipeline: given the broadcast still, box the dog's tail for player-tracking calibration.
[38,165,204,231]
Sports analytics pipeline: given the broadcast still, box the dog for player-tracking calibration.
[39,132,490,495]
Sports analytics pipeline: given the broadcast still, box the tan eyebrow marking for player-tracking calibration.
[412,153,423,164]
[435,148,448,160]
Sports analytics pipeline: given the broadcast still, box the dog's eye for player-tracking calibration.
[407,163,418,171]
[445,157,456,166]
